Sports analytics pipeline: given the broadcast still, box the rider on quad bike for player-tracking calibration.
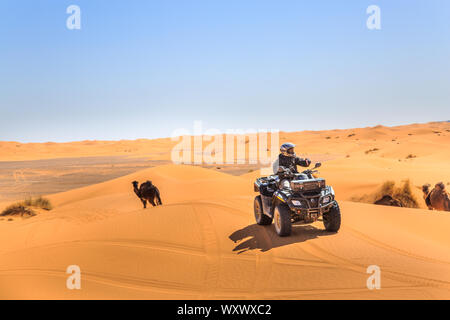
[278,142,311,173]
[254,142,341,236]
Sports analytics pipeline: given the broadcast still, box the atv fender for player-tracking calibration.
[271,191,289,217]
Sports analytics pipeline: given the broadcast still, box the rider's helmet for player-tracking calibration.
[280,143,296,157]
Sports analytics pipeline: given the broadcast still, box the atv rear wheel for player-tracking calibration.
[254,196,272,225]
[274,203,292,236]
[323,203,341,232]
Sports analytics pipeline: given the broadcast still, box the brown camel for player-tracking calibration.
[132,180,162,209]
[422,182,450,212]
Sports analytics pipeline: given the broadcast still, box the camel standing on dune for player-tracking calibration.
[132,180,162,209]
[422,183,450,212]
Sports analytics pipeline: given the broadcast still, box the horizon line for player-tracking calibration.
[2,120,449,145]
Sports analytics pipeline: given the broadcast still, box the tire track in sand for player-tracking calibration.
[192,204,221,299]
[0,267,203,293]
[300,237,450,290]
[346,226,450,266]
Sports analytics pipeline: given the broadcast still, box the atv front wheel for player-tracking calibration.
[323,203,341,232]
[254,196,272,225]
[274,203,292,236]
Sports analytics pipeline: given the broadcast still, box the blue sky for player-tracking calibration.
[0,0,449,142]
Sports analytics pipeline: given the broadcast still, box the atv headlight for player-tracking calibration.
[291,200,302,206]
[329,186,335,196]
[322,196,331,204]
[323,186,335,196]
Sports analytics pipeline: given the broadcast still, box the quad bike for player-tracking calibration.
[253,162,341,236]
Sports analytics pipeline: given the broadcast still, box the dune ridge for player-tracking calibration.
[1,122,449,162]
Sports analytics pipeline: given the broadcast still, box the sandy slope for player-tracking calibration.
[0,122,449,299]
[0,164,449,299]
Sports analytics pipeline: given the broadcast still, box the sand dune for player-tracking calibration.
[0,138,176,162]
[0,163,449,299]
[1,122,449,163]
[0,122,449,299]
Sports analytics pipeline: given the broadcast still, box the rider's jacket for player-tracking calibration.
[278,154,311,173]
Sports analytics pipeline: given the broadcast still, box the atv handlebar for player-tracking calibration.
[278,162,321,179]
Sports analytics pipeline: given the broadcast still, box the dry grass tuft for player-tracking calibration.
[392,180,419,208]
[22,197,53,210]
[352,180,419,208]
[0,205,36,217]
[0,197,52,218]
[365,148,379,154]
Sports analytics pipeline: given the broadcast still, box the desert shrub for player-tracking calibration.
[22,197,52,210]
[352,180,418,208]
[379,181,396,196]
[365,148,380,154]
[393,180,419,208]
[0,197,52,218]
[1,204,36,217]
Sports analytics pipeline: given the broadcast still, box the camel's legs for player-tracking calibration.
[141,199,147,209]
[156,190,162,205]
[155,188,162,205]
[149,198,157,207]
